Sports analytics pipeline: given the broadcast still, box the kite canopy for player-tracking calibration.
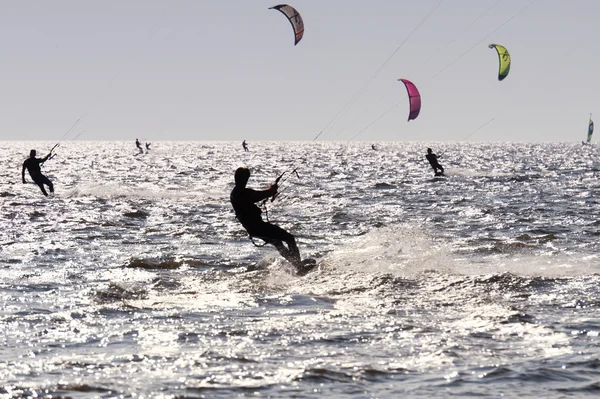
[269,4,304,46]
[488,44,511,81]
[398,79,421,121]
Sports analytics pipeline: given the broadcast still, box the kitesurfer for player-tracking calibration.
[426,148,444,176]
[22,149,54,196]
[230,167,312,274]
[135,139,143,154]
[145,142,151,153]
[371,144,377,150]
[242,140,248,152]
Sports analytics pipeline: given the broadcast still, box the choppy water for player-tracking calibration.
[1,140,600,398]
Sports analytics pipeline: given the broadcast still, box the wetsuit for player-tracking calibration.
[230,184,301,267]
[136,139,143,153]
[242,141,248,152]
[22,155,54,196]
[426,152,444,176]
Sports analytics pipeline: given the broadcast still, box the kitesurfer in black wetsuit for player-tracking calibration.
[230,167,312,274]
[22,149,54,196]
[242,140,248,152]
[135,138,143,154]
[426,148,444,176]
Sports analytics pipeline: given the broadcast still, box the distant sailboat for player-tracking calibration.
[584,114,594,144]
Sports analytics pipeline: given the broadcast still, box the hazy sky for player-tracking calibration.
[0,0,598,142]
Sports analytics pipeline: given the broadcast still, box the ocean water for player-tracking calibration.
[1,140,600,398]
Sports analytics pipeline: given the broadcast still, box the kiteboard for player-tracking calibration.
[296,258,318,276]
[432,172,447,182]
[248,257,318,277]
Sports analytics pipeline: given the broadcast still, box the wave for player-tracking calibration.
[59,182,225,202]
[93,282,149,302]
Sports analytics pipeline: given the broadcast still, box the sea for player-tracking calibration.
[1,140,600,398]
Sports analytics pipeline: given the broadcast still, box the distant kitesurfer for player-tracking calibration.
[242,140,248,152]
[371,144,377,150]
[135,138,143,154]
[230,167,313,274]
[426,148,444,176]
[145,142,151,153]
[22,149,54,197]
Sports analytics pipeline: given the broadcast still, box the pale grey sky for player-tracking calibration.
[0,0,598,142]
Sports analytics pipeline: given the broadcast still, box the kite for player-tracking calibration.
[488,44,511,81]
[398,78,421,121]
[587,114,594,144]
[269,4,304,45]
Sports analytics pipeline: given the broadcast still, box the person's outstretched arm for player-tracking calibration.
[247,185,278,203]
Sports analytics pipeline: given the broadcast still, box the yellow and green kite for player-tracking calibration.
[488,44,511,81]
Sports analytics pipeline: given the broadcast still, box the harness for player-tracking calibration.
[248,200,273,247]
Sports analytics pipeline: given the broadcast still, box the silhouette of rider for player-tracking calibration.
[135,138,143,154]
[22,149,54,196]
[145,142,151,153]
[230,167,308,272]
[426,148,444,176]
[242,140,248,152]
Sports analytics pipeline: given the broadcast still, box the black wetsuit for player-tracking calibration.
[230,184,301,267]
[242,141,248,152]
[426,153,444,176]
[22,156,54,196]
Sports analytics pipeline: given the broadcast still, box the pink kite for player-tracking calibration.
[398,78,421,121]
